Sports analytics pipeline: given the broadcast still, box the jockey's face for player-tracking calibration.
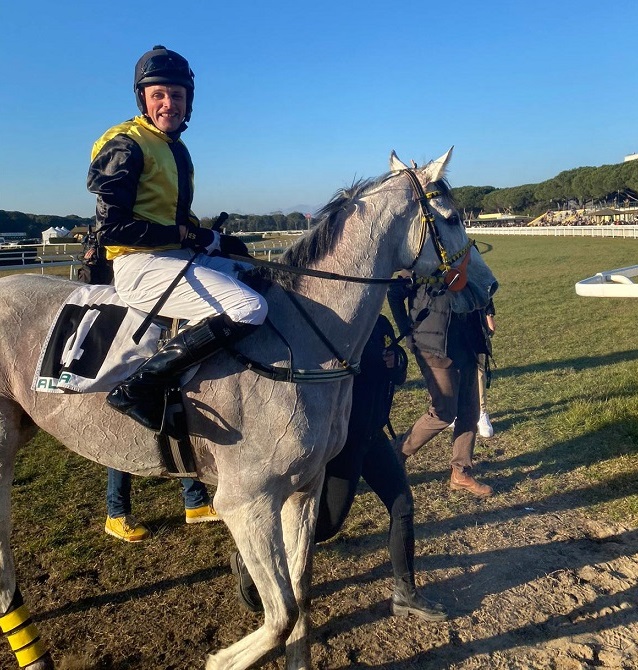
[143,84,187,133]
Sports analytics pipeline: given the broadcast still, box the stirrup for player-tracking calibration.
[156,386,197,477]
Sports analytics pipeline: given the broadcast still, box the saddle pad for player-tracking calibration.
[32,284,163,394]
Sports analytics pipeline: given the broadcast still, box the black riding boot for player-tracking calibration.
[230,551,263,612]
[107,313,256,430]
[391,576,448,622]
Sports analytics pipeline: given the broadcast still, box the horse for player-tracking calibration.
[0,148,497,670]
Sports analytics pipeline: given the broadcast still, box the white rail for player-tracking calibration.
[0,257,82,279]
[468,225,638,239]
[0,242,293,279]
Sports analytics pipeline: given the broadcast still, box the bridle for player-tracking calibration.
[400,168,474,291]
[223,167,475,382]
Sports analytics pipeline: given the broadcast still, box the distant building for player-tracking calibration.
[69,225,89,240]
[42,226,71,244]
[468,213,533,227]
[624,153,638,163]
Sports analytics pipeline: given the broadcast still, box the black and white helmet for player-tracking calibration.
[134,45,195,120]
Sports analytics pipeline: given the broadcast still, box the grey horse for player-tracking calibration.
[0,149,497,669]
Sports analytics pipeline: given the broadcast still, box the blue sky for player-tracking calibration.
[2,0,637,217]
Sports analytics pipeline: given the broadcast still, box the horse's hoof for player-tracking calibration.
[25,651,55,669]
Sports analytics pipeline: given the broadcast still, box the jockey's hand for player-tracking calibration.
[181,226,221,254]
[220,234,251,258]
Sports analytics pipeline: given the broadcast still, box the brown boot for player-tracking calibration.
[450,469,493,497]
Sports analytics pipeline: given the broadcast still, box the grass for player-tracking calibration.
[388,234,638,522]
[9,234,638,577]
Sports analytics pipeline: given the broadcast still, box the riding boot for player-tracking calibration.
[230,551,263,612]
[107,313,257,430]
[391,576,448,622]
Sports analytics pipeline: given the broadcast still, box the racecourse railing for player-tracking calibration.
[467,225,638,239]
[2,228,635,280]
[0,239,297,279]
[0,248,82,279]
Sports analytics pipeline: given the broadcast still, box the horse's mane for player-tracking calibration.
[242,170,456,292]
[248,173,392,291]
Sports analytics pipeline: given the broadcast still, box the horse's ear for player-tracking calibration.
[425,146,454,183]
[389,150,409,172]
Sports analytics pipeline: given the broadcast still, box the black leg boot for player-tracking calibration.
[230,551,263,612]
[391,576,448,621]
[389,514,447,621]
[107,314,256,430]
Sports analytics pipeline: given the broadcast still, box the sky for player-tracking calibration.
[2,0,637,218]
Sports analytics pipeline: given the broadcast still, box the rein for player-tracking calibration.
[225,253,408,285]
[226,168,472,383]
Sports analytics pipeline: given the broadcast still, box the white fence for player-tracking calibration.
[0,240,297,278]
[0,245,82,279]
[467,225,638,239]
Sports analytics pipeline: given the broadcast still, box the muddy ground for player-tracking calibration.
[3,435,638,670]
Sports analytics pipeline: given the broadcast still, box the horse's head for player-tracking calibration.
[389,148,498,313]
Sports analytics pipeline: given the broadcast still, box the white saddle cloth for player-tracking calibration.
[32,284,163,394]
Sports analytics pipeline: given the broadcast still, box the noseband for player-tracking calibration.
[401,168,473,292]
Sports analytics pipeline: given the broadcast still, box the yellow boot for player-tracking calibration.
[104,515,151,542]
[185,504,221,524]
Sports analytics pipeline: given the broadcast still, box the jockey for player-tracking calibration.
[87,45,267,431]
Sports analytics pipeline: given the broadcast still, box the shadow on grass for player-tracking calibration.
[306,417,638,662]
[35,564,225,623]
[398,347,638,394]
[495,348,638,378]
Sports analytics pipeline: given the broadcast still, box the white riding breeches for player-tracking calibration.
[112,249,267,325]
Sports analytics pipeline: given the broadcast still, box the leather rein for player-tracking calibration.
[227,168,474,382]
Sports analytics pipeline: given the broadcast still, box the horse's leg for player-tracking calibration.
[206,493,298,670]
[280,471,324,670]
[0,399,53,669]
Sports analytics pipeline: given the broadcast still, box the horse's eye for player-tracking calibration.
[447,213,461,225]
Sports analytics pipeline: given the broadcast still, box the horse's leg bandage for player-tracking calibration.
[0,589,49,667]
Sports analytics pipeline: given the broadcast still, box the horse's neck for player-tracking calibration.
[294,203,396,353]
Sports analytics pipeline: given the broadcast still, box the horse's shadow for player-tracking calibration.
[35,565,225,623]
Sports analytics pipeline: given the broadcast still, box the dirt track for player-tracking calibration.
[3,433,638,669]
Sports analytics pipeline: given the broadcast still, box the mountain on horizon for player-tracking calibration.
[230,203,321,216]
[280,203,321,215]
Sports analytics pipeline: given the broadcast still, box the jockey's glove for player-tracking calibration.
[220,234,251,258]
[182,227,221,255]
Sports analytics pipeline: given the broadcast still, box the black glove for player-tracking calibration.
[220,234,250,258]
[182,226,219,253]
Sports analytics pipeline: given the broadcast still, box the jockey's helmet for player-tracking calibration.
[134,45,195,121]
